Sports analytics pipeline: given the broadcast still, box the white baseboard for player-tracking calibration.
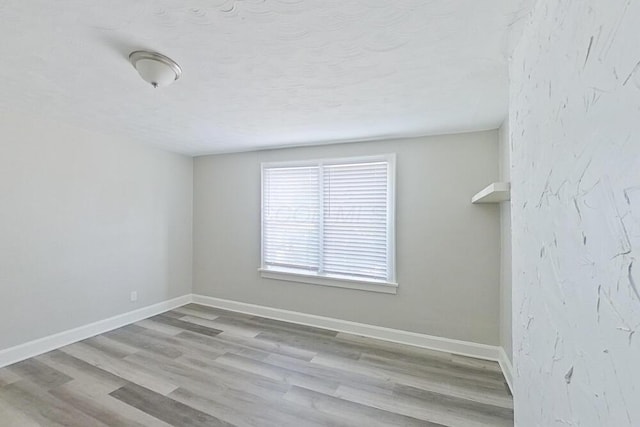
[497,346,514,394]
[0,295,192,369]
[192,294,501,362]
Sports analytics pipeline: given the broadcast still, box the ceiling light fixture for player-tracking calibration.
[129,50,182,88]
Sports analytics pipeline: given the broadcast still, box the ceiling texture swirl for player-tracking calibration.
[0,0,531,155]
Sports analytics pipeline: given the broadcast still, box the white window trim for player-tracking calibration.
[260,154,397,294]
[258,267,398,294]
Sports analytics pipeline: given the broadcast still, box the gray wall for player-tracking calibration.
[194,131,501,345]
[498,120,513,362]
[0,112,193,351]
[511,0,640,424]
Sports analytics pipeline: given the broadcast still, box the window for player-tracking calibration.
[260,154,397,294]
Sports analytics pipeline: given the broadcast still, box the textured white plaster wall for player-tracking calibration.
[511,1,640,425]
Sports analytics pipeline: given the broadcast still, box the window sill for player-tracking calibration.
[258,267,398,294]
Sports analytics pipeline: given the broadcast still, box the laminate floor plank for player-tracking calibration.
[262,352,398,397]
[110,383,233,427]
[393,383,514,425]
[188,315,299,340]
[178,310,337,342]
[168,386,283,427]
[284,385,444,427]
[135,319,186,336]
[6,359,73,390]
[179,304,254,320]
[335,333,506,384]
[0,303,513,426]
[123,349,291,398]
[247,316,339,338]
[82,335,141,359]
[214,352,340,395]
[0,368,22,388]
[131,357,298,426]
[255,331,363,360]
[50,381,173,427]
[171,306,221,321]
[359,353,509,394]
[0,395,41,426]
[35,350,126,394]
[169,374,352,427]
[174,330,272,361]
[59,342,178,396]
[335,332,503,374]
[200,330,318,362]
[336,383,512,427]
[148,314,223,338]
[177,315,262,338]
[124,324,265,364]
[103,327,184,359]
[324,333,502,388]
[169,386,342,427]
[0,380,107,427]
[312,352,513,409]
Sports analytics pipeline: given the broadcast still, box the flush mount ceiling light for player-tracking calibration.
[129,50,182,88]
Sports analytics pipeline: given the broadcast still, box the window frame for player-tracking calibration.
[259,154,397,294]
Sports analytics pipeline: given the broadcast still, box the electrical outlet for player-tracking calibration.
[130,291,138,302]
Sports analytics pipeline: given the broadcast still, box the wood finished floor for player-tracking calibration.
[0,304,513,427]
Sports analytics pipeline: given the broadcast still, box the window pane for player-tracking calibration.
[323,162,389,280]
[263,166,320,271]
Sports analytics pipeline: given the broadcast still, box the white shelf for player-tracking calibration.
[472,182,510,204]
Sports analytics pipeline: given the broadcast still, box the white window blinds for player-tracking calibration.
[263,166,320,271]
[262,155,395,283]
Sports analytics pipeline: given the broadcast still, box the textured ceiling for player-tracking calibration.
[0,0,529,155]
